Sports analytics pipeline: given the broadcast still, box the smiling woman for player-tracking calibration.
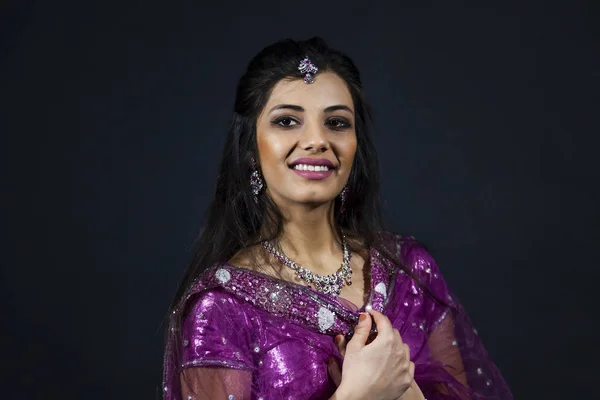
[162,37,513,400]
[257,72,356,206]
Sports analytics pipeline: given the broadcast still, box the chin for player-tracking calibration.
[290,193,337,206]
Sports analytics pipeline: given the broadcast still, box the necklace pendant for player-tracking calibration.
[332,284,340,295]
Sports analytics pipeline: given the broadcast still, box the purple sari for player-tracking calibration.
[162,234,512,399]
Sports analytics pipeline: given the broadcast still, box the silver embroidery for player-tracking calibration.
[215,268,231,284]
[256,283,291,315]
[183,358,250,370]
[317,306,335,332]
[374,282,387,298]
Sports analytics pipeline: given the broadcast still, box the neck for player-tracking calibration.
[276,202,342,274]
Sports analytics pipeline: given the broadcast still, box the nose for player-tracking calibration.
[299,121,329,153]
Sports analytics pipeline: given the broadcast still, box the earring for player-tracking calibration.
[250,158,264,202]
[339,185,349,213]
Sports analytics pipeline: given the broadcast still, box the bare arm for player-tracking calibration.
[180,367,253,400]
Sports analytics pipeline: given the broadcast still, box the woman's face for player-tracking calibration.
[256,72,357,208]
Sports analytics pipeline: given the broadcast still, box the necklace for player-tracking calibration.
[260,232,352,296]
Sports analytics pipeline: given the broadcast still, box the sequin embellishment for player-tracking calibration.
[256,283,292,315]
[374,282,387,298]
[215,268,231,284]
[317,306,335,332]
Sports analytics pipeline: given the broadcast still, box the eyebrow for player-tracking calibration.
[268,104,354,115]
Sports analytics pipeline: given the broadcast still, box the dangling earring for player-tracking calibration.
[339,185,349,213]
[250,158,264,202]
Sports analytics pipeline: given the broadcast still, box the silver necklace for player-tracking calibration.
[261,232,352,296]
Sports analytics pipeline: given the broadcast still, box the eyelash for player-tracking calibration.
[271,117,352,130]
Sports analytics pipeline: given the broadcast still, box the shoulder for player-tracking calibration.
[178,286,255,369]
[180,284,255,347]
[182,286,249,328]
[178,263,255,322]
[375,231,443,281]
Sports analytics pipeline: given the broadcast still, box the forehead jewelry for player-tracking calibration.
[298,56,318,84]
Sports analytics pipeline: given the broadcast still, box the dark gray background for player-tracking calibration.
[2,1,598,399]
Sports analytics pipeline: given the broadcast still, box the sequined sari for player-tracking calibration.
[162,234,513,399]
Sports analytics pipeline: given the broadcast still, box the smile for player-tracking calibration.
[293,164,331,172]
[288,157,337,180]
[289,164,335,180]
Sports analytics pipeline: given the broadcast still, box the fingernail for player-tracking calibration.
[359,313,368,323]
[334,335,342,345]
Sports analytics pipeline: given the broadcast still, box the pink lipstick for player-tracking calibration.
[289,158,336,180]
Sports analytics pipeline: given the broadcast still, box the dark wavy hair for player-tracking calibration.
[171,37,398,313]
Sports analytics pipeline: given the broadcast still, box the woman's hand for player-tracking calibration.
[327,309,415,400]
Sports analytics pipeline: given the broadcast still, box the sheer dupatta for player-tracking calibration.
[397,238,513,399]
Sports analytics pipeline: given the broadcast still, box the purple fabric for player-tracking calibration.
[163,235,513,399]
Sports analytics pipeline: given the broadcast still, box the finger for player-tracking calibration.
[403,343,411,361]
[409,377,424,398]
[346,312,372,352]
[408,361,415,379]
[366,308,394,337]
[327,357,343,387]
[334,334,347,357]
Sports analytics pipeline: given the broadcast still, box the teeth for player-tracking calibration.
[293,164,330,172]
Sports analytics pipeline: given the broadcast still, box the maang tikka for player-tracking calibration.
[298,56,318,84]
[250,157,264,202]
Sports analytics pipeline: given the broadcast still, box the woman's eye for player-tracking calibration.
[273,117,299,127]
[326,118,351,129]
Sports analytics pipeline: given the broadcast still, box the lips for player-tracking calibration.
[288,157,336,169]
[289,157,336,180]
